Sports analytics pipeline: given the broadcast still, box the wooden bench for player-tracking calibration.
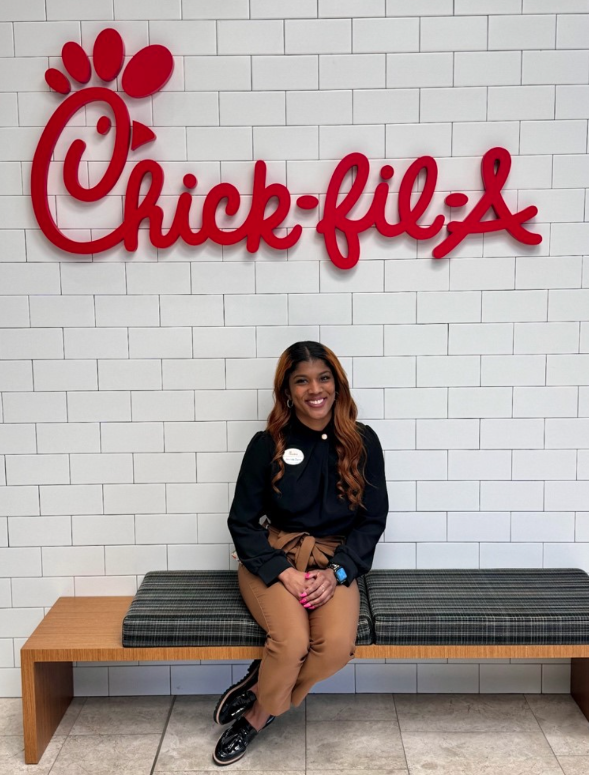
[21,568,589,764]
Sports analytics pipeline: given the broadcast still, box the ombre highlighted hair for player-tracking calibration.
[267,341,369,512]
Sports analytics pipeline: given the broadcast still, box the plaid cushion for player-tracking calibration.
[122,570,373,648]
[366,568,589,646]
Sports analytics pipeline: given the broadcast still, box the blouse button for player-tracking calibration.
[321,433,328,440]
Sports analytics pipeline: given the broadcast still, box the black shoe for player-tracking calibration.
[212,714,275,766]
[213,660,261,725]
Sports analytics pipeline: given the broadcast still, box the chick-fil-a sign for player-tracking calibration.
[32,29,542,269]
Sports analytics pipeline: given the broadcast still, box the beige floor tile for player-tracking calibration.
[307,771,407,775]
[50,733,161,775]
[306,720,406,771]
[394,693,540,733]
[55,698,86,736]
[70,696,172,736]
[402,729,563,775]
[526,694,589,756]
[0,699,22,736]
[0,734,66,775]
[156,698,305,772]
[306,693,397,722]
[559,757,589,775]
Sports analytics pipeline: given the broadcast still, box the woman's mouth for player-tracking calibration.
[306,397,327,408]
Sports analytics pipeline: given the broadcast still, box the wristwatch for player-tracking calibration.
[328,562,348,585]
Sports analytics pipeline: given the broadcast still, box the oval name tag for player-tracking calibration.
[283,448,304,465]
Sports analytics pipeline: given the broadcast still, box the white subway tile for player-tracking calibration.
[514,322,579,354]
[320,54,385,90]
[557,13,589,47]
[455,52,521,87]
[513,386,578,417]
[512,511,575,542]
[220,92,285,126]
[488,86,555,120]
[352,357,414,388]
[482,290,547,323]
[385,388,447,419]
[3,392,66,424]
[385,324,447,356]
[481,418,544,449]
[73,667,108,697]
[287,90,351,125]
[72,515,134,546]
[101,423,163,454]
[285,19,351,54]
[524,50,589,85]
[449,450,511,481]
[448,512,510,542]
[42,546,104,576]
[187,127,252,161]
[321,0,383,16]
[452,122,520,157]
[353,18,418,53]
[387,53,453,88]
[521,120,587,154]
[416,542,480,568]
[421,88,487,123]
[480,481,544,511]
[422,16,487,52]
[387,0,452,14]
[252,0,317,17]
[0,361,32,392]
[162,361,224,392]
[168,543,229,570]
[109,666,170,695]
[480,664,541,693]
[353,89,418,125]
[149,20,215,54]
[185,56,251,91]
[489,14,556,50]
[183,0,248,17]
[254,56,318,91]
[356,663,416,693]
[482,541,543,568]
[103,484,166,515]
[481,355,546,387]
[448,387,513,418]
[14,576,73,611]
[218,21,283,55]
[417,356,480,388]
[254,126,318,160]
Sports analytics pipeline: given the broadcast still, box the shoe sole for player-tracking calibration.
[212,747,248,767]
[213,660,261,725]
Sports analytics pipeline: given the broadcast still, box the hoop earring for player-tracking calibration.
[287,399,293,408]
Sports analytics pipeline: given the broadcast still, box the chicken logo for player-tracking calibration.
[31,29,542,267]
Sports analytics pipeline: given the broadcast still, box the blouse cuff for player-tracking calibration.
[330,550,359,586]
[257,554,293,587]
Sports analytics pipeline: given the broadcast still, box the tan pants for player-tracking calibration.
[238,562,360,717]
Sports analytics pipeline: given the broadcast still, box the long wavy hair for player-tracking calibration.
[267,341,368,512]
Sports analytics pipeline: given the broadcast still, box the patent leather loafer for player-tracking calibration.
[212,714,275,766]
[214,659,261,725]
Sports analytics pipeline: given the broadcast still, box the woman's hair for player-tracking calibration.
[267,341,368,512]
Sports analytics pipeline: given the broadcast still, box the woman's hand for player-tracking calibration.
[278,567,309,600]
[300,569,337,609]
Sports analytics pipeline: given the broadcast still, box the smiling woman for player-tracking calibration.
[211,341,389,767]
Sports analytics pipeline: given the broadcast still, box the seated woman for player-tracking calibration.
[212,340,389,766]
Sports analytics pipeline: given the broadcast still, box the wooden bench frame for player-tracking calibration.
[21,596,589,764]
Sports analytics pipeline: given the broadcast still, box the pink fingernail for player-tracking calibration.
[303,603,311,608]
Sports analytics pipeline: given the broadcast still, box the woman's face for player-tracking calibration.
[286,359,336,430]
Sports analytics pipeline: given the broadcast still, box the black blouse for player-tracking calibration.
[227,412,389,586]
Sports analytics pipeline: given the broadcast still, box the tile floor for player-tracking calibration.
[2,693,589,774]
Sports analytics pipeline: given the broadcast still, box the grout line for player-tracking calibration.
[149,694,176,775]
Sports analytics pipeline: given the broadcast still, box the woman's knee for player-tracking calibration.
[309,632,356,668]
[265,631,310,664]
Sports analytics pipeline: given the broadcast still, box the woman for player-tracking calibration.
[212,341,389,766]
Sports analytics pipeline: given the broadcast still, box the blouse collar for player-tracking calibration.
[288,411,335,440]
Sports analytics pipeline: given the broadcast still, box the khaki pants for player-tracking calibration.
[237,562,360,717]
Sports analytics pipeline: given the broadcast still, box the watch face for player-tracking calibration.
[335,567,347,583]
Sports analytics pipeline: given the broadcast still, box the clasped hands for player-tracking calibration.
[278,567,337,609]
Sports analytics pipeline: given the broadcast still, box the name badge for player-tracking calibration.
[283,448,304,465]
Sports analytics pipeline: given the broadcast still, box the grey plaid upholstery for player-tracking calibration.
[122,570,373,647]
[366,568,589,646]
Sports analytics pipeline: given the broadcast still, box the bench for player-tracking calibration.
[21,567,589,764]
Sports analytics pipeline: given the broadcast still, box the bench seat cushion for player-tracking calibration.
[122,570,373,647]
[366,568,589,646]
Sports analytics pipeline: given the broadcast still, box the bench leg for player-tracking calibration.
[571,658,589,722]
[21,654,73,765]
